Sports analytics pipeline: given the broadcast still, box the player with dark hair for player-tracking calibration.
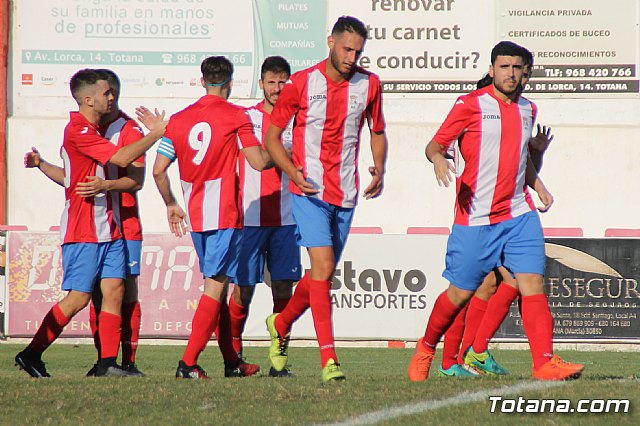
[439,49,555,377]
[16,68,166,378]
[226,56,300,376]
[25,68,149,376]
[263,16,388,381]
[409,41,583,382]
[148,56,270,379]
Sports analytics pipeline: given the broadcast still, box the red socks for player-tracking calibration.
[216,300,240,364]
[121,301,141,364]
[275,275,310,337]
[29,303,70,352]
[472,284,518,353]
[521,294,554,370]
[420,291,462,351]
[309,279,337,367]
[183,295,220,366]
[458,296,488,362]
[98,311,122,360]
[89,303,101,358]
[441,305,467,369]
[228,297,249,355]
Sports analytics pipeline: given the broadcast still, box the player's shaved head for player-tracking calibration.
[201,56,234,86]
[261,56,291,80]
[70,69,104,104]
[331,16,368,40]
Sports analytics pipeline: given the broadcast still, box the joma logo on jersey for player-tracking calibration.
[483,114,501,119]
[309,94,327,101]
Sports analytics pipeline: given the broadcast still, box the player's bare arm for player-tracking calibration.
[242,146,273,171]
[108,109,166,167]
[363,130,387,199]
[529,124,554,172]
[153,154,188,237]
[525,157,553,212]
[425,140,455,188]
[76,163,144,198]
[264,123,318,195]
[24,147,65,187]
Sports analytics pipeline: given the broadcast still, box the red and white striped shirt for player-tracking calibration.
[101,111,145,241]
[270,59,386,208]
[240,101,294,226]
[433,86,537,226]
[59,112,121,243]
[159,95,260,232]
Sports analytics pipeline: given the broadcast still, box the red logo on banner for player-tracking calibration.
[7,232,206,338]
[22,74,33,85]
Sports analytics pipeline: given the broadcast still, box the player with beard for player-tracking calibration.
[16,69,166,378]
[226,56,301,376]
[409,42,583,382]
[263,16,388,381]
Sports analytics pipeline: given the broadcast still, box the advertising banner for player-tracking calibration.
[13,0,326,99]
[497,0,640,95]
[496,239,640,341]
[6,232,640,342]
[12,0,639,99]
[5,232,449,340]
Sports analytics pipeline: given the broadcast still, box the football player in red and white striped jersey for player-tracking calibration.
[264,16,388,381]
[150,56,271,379]
[227,57,301,376]
[410,42,583,382]
[16,69,166,378]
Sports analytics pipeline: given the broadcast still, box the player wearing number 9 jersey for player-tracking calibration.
[151,56,272,379]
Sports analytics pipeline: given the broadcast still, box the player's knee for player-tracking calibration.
[446,285,474,307]
[311,259,335,281]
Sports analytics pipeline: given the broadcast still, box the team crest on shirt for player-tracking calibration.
[522,116,532,130]
[348,95,359,112]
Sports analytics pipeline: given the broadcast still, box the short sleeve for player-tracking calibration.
[121,120,146,163]
[432,97,472,149]
[236,110,260,149]
[73,126,119,165]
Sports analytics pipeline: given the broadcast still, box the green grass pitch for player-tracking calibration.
[0,343,638,425]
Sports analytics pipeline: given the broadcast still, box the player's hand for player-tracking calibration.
[535,183,554,213]
[76,175,106,197]
[136,106,167,133]
[24,147,42,168]
[291,165,319,195]
[363,166,384,199]
[167,203,188,237]
[433,156,455,187]
[529,124,554,153]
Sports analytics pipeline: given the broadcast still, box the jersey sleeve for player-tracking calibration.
[236,110,260,149]
[432,97,472,149]
[73,126,119,165]
[121,120,146,163]
[270,78,301,129]
[366,75,386,133]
